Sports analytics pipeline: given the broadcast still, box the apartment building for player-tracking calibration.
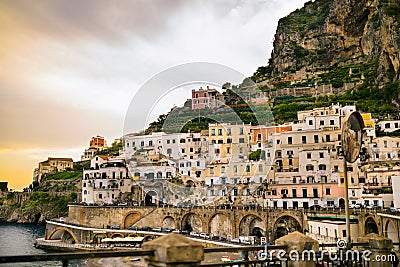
[191,87,223,110]
[82,156,132,204]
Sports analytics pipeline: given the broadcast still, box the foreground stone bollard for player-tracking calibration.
[275,231,319,267]
[358,233,395,267]
[142,233,204,267]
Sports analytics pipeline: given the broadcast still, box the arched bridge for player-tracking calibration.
[65,205,304,243]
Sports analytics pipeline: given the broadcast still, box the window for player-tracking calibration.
[227,138,232,143]
[215,148,220,154]
[167,139,170,144]
[211,129,215,136]
[330,119,334,125]
[239,128,244,135]
[140,141,144,147]
[259,164,263,172]
[227,147,231,154]
[302,136,307,144]
[272,189,277,195]
[218,140,223,144]
[288,137,292,144]
[221,177,226,184]
[167,148,172,154]
[314,135,319,143]
[302,188,307,198]
[239,147,243,153]
[306,165,314,171]
[319,152,324,158]
[319,164,327,170]
[210,179,214,185]
[292,188,297,197]
[246,165,251,172]
[227,128,231,135]
[221,166,226,173]
[257,133,262,141]
[157,172,162,178]
[308,120,313,125]
[384,141,388,148]
[239,138,245,143]
[326,135,331,142]
[307,153,311,159]
[210,167,214,174]
[218,129,222,135]
[180,139,186,143]
[313,188,318,198]
[320,120,325,126]
[385,123,390,129]
[99,193,103,199]
[132,141,135,147]
[321,176,327,183]
[326,187,331,195]
[149,140,153,146]
[181,149,185,154]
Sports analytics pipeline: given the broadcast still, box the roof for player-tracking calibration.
[96,155,109,160]
[47,157,74,162]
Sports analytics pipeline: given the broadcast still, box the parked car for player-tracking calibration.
[111,225,120,229]
[163,228,171,233]
[181,230,189,235]
[211,236,220,241]
[189,231,200,237]
[129,226,138,231]
[171,229,181,234]
[200,233,210,239]
[351,203,363,209]
[309,205,322,210]
[152,227,162,232]
[387,207,399,213]
[231,238,240,244]
[140,226,151,231]
[118,202,128,206]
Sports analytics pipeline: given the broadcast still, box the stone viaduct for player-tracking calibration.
[45,205,400,245]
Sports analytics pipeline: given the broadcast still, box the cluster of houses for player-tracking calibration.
[73,102,400,210]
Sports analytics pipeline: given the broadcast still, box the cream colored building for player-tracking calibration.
[35,157,74,182]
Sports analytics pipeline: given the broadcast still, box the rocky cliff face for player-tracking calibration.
[269,0,400,85]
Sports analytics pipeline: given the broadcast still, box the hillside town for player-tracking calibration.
[28,89,400,215]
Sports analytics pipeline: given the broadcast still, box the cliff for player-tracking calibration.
[267,0,400,86]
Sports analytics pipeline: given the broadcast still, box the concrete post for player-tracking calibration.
[275,231,319,267]
[142,233,204,267]
[358,233,395,267]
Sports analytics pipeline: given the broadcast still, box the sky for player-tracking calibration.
[0,0,308,190]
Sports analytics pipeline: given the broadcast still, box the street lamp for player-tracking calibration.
[341,111,365,246]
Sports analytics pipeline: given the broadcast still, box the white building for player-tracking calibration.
[82,156,132,204]
[378,120,400,133]
[307,219,359,245]
[392,176,400,209]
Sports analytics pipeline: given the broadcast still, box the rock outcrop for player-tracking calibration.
[268,0,400,86]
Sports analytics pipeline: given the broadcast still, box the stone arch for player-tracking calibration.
[273,214,302,240]
[47,227,79,244]
[145,190,159,206]
[208,212,234,238]
[238,213,266,240]
[364,216,379,235]
[110,233,124,238]
[122,211,142,229]
[162,215,176,229]
[93,233,107,244]
[181,212,204,233]
[384,219,399,248]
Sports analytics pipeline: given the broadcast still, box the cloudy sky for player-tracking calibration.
[0,0,307,190]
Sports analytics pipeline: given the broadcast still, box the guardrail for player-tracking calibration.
[1,240,398,267]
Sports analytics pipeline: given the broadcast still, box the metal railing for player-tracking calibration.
[0,250,154,267]
[1,243,398,267]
